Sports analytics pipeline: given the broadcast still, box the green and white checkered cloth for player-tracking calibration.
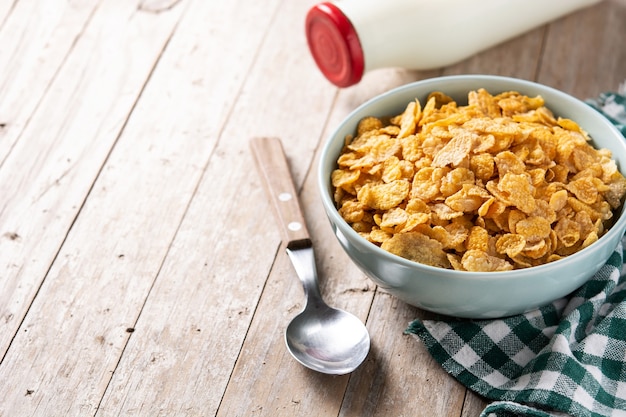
[406,87,626,417]
[586,86,626,137]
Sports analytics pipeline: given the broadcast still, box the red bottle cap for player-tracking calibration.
[305,2,364,88]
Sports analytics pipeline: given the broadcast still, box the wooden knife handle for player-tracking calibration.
[250,137,311,249]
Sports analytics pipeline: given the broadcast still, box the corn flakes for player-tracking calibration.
[381,232,451,268]
[332,88,626,271]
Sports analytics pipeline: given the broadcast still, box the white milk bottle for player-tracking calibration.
[305,0,604,87]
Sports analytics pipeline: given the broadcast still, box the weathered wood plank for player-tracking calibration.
[340,294,467,417]
[0,0,101,166]
[0,0,184,359]
[0,0,17,30]
[93,0,335,414]
[217,251,359,417]
[461,391,490,417]
[0,0,186,415]
[538,0,626,99]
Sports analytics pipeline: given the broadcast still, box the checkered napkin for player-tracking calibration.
[406,87,626,417]
[586,83,626,137]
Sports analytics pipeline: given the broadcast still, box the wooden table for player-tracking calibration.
[1,1,624,415]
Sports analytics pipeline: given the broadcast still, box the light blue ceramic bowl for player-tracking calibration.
[318,75,626,318]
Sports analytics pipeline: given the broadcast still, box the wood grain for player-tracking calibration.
[0,0,17,29]
[250,137,311,247]
[0,0,185,414]
[96,0,337,414]
[0,0,100,166]
[538,0,626,98]
[339,294,467,416]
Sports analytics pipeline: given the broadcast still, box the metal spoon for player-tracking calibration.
[250,137,370,375]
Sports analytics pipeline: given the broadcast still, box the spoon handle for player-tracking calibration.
[250,137,311,249]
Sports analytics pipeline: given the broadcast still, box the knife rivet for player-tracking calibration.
[288,221,302,231]
[279,192,292,201]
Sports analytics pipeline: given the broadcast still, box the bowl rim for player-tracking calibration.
[318,74,626,279]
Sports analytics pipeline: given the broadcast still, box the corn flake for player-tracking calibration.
[381,232,451,268]
[462,249,513,272]
[357,180,409,211]
[332,89,626,270]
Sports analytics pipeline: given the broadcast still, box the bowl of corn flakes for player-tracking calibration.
[318,75,626,318]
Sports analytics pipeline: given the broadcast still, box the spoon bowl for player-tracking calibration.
[286,297,370,375]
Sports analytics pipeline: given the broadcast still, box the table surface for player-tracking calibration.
[1,1,625,416]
